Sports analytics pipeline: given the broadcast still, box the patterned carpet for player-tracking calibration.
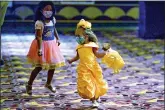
[1,31,164,110]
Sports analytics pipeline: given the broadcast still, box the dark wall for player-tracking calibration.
[139,1,165,39]
[2,1,139,33]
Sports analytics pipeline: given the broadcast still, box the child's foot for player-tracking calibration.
[97,97,101,102]
[26,83,32,95]
[92,100,99,107]
[45,84,56,93]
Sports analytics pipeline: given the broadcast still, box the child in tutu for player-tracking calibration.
[26,1,65,95]
[68,19,108,107]
[102,43,125,74]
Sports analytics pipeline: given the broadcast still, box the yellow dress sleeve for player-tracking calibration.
[76,45,83,50]
[102,49,125,74]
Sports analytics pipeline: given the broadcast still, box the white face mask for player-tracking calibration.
[42,11,53,18]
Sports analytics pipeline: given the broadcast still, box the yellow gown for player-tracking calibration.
[76,42,108,99]
[102,48,125,74]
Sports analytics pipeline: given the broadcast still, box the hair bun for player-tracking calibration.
[77,19,91,29]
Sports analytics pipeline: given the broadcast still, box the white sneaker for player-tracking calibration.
[92,100,99,107]
[45,84,56,93]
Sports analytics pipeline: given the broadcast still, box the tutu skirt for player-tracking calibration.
[27,39,65,69]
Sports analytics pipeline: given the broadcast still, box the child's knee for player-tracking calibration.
[48,69,55,72]
[36,67,42,71]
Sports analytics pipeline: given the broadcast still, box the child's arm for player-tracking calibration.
[35,29,42,56]
[93,48,106,58]
[68,52,79,64]
[54,28,59,40]
[54,28,60,46]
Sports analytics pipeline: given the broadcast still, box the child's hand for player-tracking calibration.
[102,43,110,51]
[67,59,72,64]
[56,40,60,46]
[38,49,42,56]
[102,47,107,51]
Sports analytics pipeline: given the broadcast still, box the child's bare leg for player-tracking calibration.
[90,97,100,101]
[90,97,95,102]
[45,69,56,93]
[26,67,42,95]
[28,67,42,85]
[46,69,55,85]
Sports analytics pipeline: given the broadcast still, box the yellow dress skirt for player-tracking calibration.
[76,42,108,99]
[102,49,125,74]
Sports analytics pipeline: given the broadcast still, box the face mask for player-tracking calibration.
[42,11,53,18]
[76,36,85,45]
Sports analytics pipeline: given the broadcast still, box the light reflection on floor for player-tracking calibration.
[1,34,76,56]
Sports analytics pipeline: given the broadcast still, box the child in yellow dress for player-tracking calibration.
[68,19,108,107]
[102,43,125,74]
